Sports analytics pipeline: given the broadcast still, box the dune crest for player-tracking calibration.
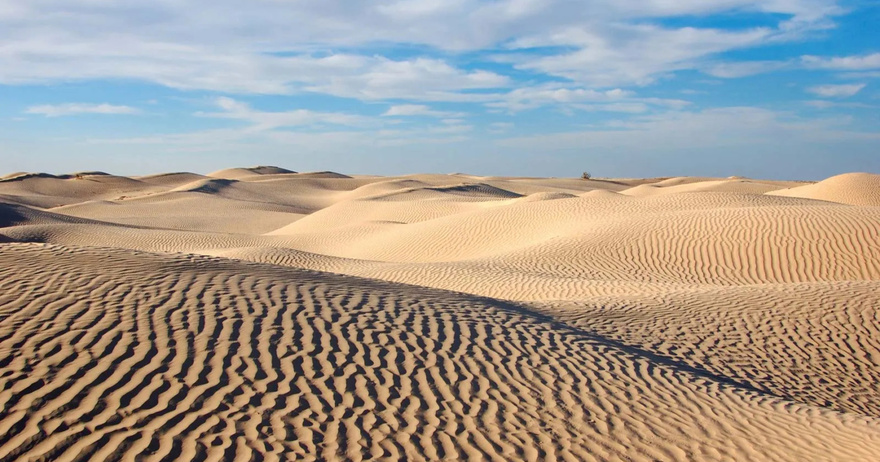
[207,165,297,179]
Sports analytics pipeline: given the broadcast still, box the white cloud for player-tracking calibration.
[484,83,690,113]
[0,42,507,97]
[25,103,140,117]
[488,85,633,111]
[0,0,847,96]
[802,53,880,70]
[704,60,791,78]
[91,98,476,150]
[806,83,866,98]
[305,58,508,100]
[93,123,475,154]
[377,0,469,20]
[428,123,474,135]
[383,104,466,118]
[703,53,880,79]
[573,102,650,113]
[198,97,374,130]
[510,24,772,87]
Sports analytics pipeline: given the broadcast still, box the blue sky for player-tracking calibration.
[1,0,879,179]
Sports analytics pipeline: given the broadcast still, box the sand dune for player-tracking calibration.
[0,172,155,208]
[620,178,797,196]
[1,168,879,460]
[291,171,354,179]
[134,172,208,186]
[0,202,118,228]
[1,244,879,461]
[767,172,880,206]
[207,166,297,179]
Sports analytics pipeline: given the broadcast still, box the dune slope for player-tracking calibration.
[1,243,879,461]
[767,172,880,206]
[539,281,880,417]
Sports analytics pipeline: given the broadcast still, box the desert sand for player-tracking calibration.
[1,168,879,461]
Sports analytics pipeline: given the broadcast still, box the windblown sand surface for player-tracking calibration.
[1,168,879,460]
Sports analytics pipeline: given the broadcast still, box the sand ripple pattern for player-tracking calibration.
[541,282,880,417]
[1,244,879,461]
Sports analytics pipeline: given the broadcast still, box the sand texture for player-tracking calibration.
[1,169,879,461]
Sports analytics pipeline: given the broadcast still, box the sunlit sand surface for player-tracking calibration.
[1,168,879,460]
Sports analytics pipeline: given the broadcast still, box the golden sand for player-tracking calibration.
[1,169,879,460]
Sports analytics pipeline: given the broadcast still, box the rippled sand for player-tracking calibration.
[1,168,879,461]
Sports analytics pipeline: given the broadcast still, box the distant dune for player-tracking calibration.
[767,172,880,206]
[207,165,298,179]
[1,168,879,460]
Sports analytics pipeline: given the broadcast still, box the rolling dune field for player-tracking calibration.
[1,168,879,461]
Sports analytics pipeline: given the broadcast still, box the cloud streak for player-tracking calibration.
[802,53,880,71]
[199,97,375,130]
[25,103,141,117]
[382,105,466,118]
[807,83,866,98]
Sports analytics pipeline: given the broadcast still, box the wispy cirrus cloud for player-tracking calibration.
[702,52,880,79]
[91,97,474,150]
[806,83,866,98]
[485,84,690,113]
[197,97,375,130]
[510,24,774,87]
[305,58,508,100]
[488,86,633,111]
[703,60,793,78]
[25,103,140,117]
[802,53,880,71]
[382,105,466,118]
